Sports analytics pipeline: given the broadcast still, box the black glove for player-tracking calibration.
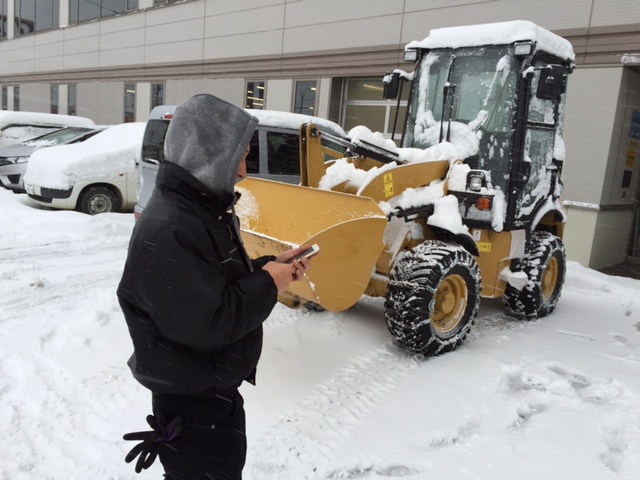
[123,411,183,473]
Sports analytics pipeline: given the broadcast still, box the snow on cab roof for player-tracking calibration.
[0,111,95,129]
[406,20,575,62]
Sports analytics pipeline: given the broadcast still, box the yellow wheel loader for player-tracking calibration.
[236,21,575,356]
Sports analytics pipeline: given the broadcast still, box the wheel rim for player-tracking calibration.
[89,194,112,214]
[541,256,559,301]
[432,274,468,333]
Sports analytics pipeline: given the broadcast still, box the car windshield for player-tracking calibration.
[22,127,94,147]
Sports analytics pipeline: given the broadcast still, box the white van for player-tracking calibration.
[0,111,95,148]
[135,105,347,219]
[24,123,146,215]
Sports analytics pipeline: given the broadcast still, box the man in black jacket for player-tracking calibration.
[117,94,313,479]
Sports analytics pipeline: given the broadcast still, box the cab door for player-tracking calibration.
[515,60,568,225]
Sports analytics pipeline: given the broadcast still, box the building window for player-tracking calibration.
[14,0,60,36]
[2,86,7,110]
[246,81,265,110]
[342,77,409,143]
[151,83,164,109]
[68,84,77,115]
[1,0,8,39]
[294,80,317,115]
[13,86,19,110]
[154,0,179,4]
[69,0,137,24]
[51,84,59,114]
[124,83,136,122]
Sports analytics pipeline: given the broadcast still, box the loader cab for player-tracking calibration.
[396,38,573,232]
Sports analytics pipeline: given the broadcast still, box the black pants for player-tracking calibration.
[152,388,246,480]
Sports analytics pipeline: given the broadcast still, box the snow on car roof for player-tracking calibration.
[149,105,346,137]
[24,122,146,190]
[0,111,95,129]
[406,20,575,62]
[247,110,346,137]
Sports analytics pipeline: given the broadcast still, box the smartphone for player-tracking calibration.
[286,244,320,264]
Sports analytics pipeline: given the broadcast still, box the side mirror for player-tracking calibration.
[382,71,401,99]
[536,65,566,101]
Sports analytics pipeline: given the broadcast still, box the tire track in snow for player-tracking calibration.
[247,303,525,479]
[246,342,423,479]
[0,239,128,321]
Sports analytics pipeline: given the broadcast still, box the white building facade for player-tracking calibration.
[1,0,639,270]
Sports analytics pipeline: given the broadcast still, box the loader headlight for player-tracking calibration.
[13,156,29,164]
[466,170,487,192]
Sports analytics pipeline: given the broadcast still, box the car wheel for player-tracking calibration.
[77,186,120,215]
[385,241,482,356]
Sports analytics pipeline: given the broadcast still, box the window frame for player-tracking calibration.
[124,83,136,123]
[13,0,60,37]
[341,77,409,143]
[245,80,266,110]
[293,80,317,115]
[69,0,138,25]
[68,83,77,116]
[50,84,59,114]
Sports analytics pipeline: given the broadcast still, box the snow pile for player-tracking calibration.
[319,123,475,197]
[409,119,480,161]
[0,190,639,479]
[318,157,398,193]
[23,123,146,190]
[349,125,399,153]
[407,20,575,62]
[427,194,469,235]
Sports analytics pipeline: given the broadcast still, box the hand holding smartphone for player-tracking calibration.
[286,244,320,264]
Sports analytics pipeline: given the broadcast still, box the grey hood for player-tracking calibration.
[164,94,258,196]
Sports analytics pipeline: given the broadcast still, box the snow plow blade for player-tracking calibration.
[236,177,387,312]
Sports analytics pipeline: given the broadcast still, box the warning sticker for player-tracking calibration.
[384,173,394,198]
[477,242,492,253]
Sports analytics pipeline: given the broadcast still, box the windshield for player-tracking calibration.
[406,46,518,150]
[23,127,93,146]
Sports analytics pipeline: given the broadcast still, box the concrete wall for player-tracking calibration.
[77,82,124,125]
[165,78,245,107]
[563,206,598,266]
[19,84,49,112]
[563,67,623,205]
[265,79,293,112]
[590,209,635,268]
[3,0,640,77]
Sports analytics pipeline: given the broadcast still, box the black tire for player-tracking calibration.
[77,186,119,215]
[385,241,482,356]
[503,231,566,320]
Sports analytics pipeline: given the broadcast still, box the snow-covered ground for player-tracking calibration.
[1,188,638,480]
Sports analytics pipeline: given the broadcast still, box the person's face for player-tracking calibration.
[236,145,250,183]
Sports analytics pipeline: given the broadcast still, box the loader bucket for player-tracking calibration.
[236,177,388,312]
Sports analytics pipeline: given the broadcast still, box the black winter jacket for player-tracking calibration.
[117,161,278,395]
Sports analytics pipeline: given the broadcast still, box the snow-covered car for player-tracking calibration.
[0,126,106,193]
[0,111,95,148]
[135,105,347,219]
[23,122,146,215]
